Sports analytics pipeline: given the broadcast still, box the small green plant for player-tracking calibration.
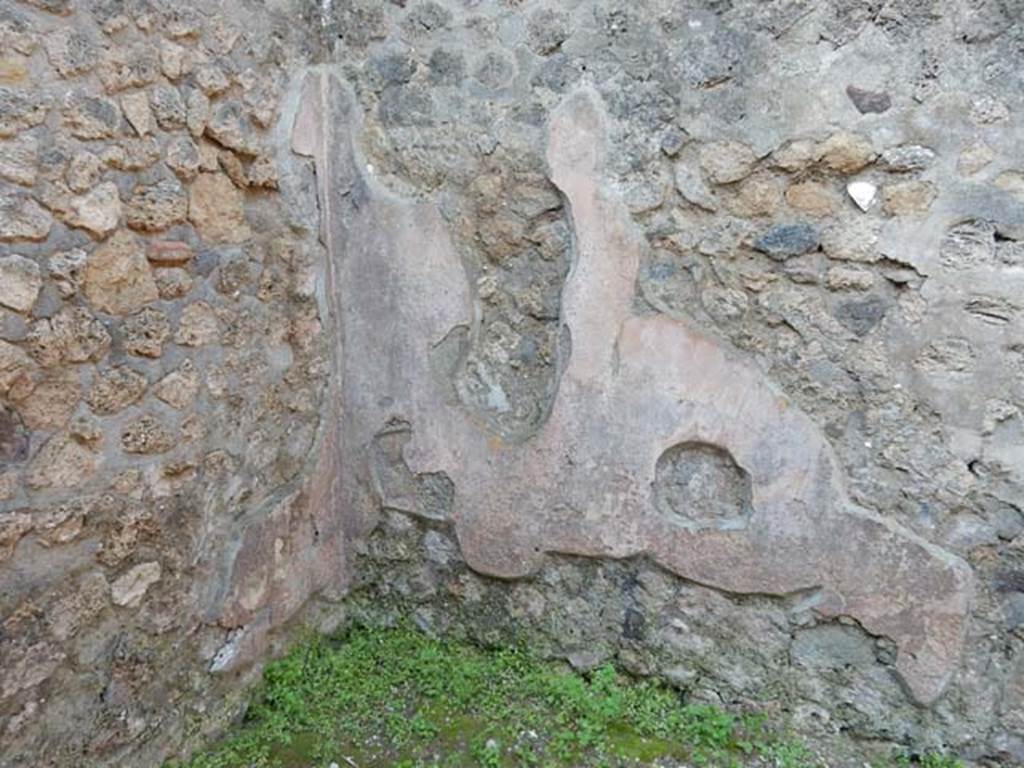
[168,624,958,768]
[470,734,503,768]
[894,752,964,768]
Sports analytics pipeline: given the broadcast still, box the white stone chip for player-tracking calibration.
[847,180,877,212]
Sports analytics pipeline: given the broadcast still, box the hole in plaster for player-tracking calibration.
[370,420,454,522]
[652,441,753,531]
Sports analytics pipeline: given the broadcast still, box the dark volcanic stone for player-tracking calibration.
[846,85,892,114]
[835,296,888,336]
[753,223,819,260]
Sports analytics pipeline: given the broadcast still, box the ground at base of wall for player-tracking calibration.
[169,625,962,768]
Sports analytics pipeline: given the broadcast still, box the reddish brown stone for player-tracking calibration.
[146,240,193,267]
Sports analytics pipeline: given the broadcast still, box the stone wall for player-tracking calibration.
[0,1,338,764]
[2,0,1024,766]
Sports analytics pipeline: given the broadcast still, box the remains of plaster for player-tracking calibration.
[289,72,974,707]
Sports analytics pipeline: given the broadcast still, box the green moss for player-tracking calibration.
[892,754,965,768]
[167,625,962,768]
[605,724,683,763]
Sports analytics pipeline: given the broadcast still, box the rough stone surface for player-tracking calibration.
[0,193,52,241]
[153,266,193,299]
[150,85,186,130]
[959,141,994,176]
[120,90,151,136]
[26,433,100,489]
[0,255,41,313]
[155,360,198,409]
[817,132,875,174]
[44,28,96,78]
[26,306,111,366]
[882,181,936,217]
[206,100,259,155]
[188,172,251,243]
[185,88,210,136]
[174,301,219,346]
[125,179,188,231]
[87,366,148,414]
[674,162,717,211]
[66,181,122,236]
[880,144,936,173]
[0,135,38,185]
[146,240,193,267]
[82,230,158,315]
[111,561,161,607]
[61,91,121,139]
[753,223,820,260]
[15,369,80,430]
[165,135,200,180]
[48,249,87,298]
[103,137,160,170]
[0,339,33,396]
[65,150,102,193]
[160,40,188,80]
[699,140,758,184]
[98,44,160,93]
[785,180,836,218]
[0,87,49,137]
[120,414,174,454]
[120,307,170,358]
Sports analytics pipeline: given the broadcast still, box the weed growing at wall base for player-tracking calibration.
[170,625,963,768]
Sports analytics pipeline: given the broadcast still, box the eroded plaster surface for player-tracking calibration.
[292,72,973,707]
